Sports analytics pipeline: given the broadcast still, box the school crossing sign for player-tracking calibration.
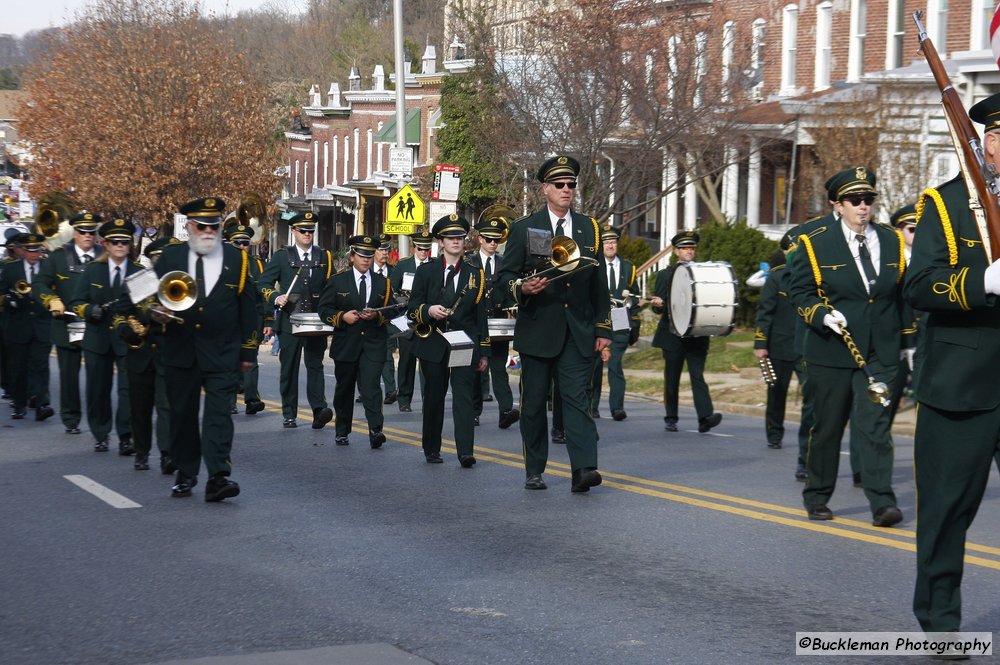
[384,184,425,234]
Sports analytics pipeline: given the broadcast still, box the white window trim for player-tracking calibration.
[750,19,766,101]
[343,135,350,184]
[322,141,329,187]
[721,21,735,102]
[970,0,993,51]
[847,0,866,83]
[780,5,799,97]
[352,128,360,181]
[815,2,833,90]
[366,128,373,180]
[926,0,947,57]
[312,140,319,189]
[332,137,339,187]
[694,32,708,108]
[294,160,300,197]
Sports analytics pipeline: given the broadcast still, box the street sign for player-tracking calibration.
[429,201,457,221]
[384,223,420,235]
[389,147,413,178]
[432,164,461,201]
[386,184,424,224]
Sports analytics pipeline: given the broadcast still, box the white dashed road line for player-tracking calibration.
[64,475,142,509]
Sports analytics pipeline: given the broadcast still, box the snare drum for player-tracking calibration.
[67,321,86,347]
[669,261,737,337]
[290,312,334,337]
[487,317,516,341]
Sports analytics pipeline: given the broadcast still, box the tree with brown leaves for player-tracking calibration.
[18,0,280,229]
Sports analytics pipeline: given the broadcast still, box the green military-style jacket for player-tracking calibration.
[33,242,104,348]
[494,207,611,357]
[600,255,640,341]
[788,217,910,369]
[753,261,800,362]
[69,257,144,357]
[407,255,491,365]
[258,245,334,335]
[903,174,1000,411]
[0,258,51,344]
[317,267,390,363]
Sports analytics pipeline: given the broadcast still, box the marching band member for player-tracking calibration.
[371,233,398,405]
[33,212,104,433]
[317,234,390,448]
[225,220,269,416]
[70,219,138,454]
[390,230,433,412]
[259,212,334,429]
[495,154,611,492]
[408,215,489,466]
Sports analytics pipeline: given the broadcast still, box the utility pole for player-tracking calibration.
[393,0,410,259]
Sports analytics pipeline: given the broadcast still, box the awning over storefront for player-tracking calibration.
[373,108,421,145]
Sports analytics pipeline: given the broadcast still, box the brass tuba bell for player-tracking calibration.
[236,192,270,245]
[34,192,77,239]
[477,204,517,243]
[157,271,198,311]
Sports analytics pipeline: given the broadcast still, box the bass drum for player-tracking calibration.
[669,261,737,338]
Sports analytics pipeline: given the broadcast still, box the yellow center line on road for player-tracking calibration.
[253,398,1000,569]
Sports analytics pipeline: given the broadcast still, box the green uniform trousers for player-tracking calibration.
[128,359,171,457]
[381,337,397,393]
[395,337,425,408]
[802,360,897,514]
[83,350,130,442]
[519,340,599,475]
[422,361,476,458]
[277,331,328,420]
[473,341,514,417]
[56,345,83,428]
[165,364,237,478]
[591,331,629,414]
[766,357,806,446]
[661,343,713,424]
[7,337,51,411]
[333,357,385,438]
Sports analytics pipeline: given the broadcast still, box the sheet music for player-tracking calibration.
[125,269,159,304]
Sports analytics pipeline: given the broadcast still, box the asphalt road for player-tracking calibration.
[3,352,1000,665]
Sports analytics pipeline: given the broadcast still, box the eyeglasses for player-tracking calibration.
[75,230,96,236]
[901,226,916,233]
[841,195,875,207]
[481,237,499,244]
[293,228,314,234]
[193,223,219,232]
[107,239,131,246]
[232,239,251,247]
[549,181,577,190]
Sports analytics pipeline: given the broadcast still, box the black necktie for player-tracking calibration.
[556,218,565,237]
[112,265,121,292]
[485,257,493,280]
[196,256,206,297]
[359,274,367,307]
[29,264,36,284]
[82,254,92,264]
[609,263,616,293]
[444,265,456,302]
[856,234,877,289]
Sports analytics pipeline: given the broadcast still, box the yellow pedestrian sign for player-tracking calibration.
[386,184,424,225]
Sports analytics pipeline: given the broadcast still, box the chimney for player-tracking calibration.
[422,44,437,75]
[327,82,342,107]
[373,64,385,92]
[448,35,466,61]
[309,84,322,106]
[349,64,361,92]
[403,49,412,77]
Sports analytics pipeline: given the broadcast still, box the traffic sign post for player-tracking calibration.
[389,147,413,178]
[386,184,425,228]
[384,223,420,235]
[431,164,461,201]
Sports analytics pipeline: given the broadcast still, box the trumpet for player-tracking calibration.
[516,235,599,285]
[758,357,777,387]
[13,279,31,297]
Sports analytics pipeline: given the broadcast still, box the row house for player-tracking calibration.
[282,42,472,252]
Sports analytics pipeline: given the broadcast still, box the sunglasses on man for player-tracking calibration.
[192,222,219,232]
[549,181,577,190]
[107,239,131,246]
[232,239,251,247]
[481,237,500,244]
[841,194,876,207]
[76,229,96,236]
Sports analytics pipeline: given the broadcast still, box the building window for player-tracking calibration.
[332,137,339,187]
[352,128,360,180]
[815,2,833,89]
[971,0,994,50]
[323,142,329,187]
[926,0,948,54]
[750,19,766,101]
[721,21,735,102]
[667,33,680,103]
[644,189,658,235]
[847,0,867,82]
[780,5,798,96]
[694,32,708,107]
[294,160,300,197]
[366,129,373,180]
[886,0,906,69]
[304,162,310,195]
[620,51,632,124]
[343,135,350,183]
[312,140,319,189]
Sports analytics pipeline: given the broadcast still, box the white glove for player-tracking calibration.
[822,309,847,335]
[900,348,915,371]
[986,260,1000,295]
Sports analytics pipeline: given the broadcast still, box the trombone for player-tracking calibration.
[516,235,599,285]
[151,271,196,323]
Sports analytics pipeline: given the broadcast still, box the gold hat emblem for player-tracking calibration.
[855,167,867,180]
[557,157,568,164]
[114,219,124,226]
[364,236,371,243]
[206,198,216,207]
[449,214,458,221]
[84,213,93,220]
[490,221,497,227]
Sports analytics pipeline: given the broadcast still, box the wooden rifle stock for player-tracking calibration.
[913,11,1000,260]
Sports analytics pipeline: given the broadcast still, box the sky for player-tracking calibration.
[5,0,298,37]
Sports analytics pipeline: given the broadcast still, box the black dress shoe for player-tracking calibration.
[312,407,333,430]
[399,404,412,412]
[383,390,398,405]
[611,410,627,421]
[355,396,363,403]
[852,471,863,487]
[0,391,10,400]
[872,506,903,528]
[805,504,834,520]
[425,452,444,464]
[571,467,603,493]
[664,421,678,432]
[590,410,601,419]
[767,441,782,449]
[245,400,265,415]
[551,428,566,444]
[282,418,297,429]
[160,454,177,475]
[473,415,480,426]
[172,472,197,497]
[133,454,150,471]
[795,463,807,482]
[35,405,54,421]
[118,437,135,456]
[335,436,350,446]
[698,412,722,433]
[459,454,476,468]
[94,438,109,452]
[524,473,547,490]
[498,408,520,429]
[27,396,38,409]
[11,409,26,420]
[369,431,386,449]
[230,405,238,414]
[483,394,494,402]
[65,426,81,434]
[205,473,240,502]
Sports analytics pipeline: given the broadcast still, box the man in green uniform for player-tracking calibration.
[1,233,54,421]
[70,219,139,454]
[888,204,919,425]
[317,234,390,448]
[408,215,490,466]
[370,233,399,404]
[390,230,433,412]
[591,225,640,421]
[903,92,1000,632]
[258,212,333,429]
[225,220,268,415]
[788,166,907,526]
[467,215,519,430]
[153,197,257,501]
[33,212,104,433]
[650,231,722,433]
[495,154,612,492]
